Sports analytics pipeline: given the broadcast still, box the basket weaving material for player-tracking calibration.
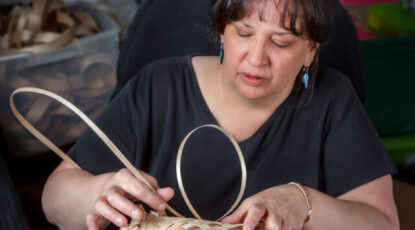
[0,0,101,55]
[1,0,119,156]
[10,87,248,229]
[120,206,242,230]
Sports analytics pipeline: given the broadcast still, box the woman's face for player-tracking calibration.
[220,4,317,102]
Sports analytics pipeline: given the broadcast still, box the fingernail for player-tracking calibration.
[157,203,165,211]
[132,209,140,219]
[115,217,123,226]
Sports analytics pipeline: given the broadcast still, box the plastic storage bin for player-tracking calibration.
[0,4,120,157]
[361,35,415,137]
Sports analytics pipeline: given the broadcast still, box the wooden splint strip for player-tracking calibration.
[10,87,248,229]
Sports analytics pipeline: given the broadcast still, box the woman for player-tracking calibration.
[42,0,399,229]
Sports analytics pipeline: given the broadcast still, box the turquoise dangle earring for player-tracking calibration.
[220,42,224,64]
[302,66,309,89]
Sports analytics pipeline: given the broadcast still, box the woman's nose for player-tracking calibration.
[247,38,269,67]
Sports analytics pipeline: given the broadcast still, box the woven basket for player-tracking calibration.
[121,205,242,230]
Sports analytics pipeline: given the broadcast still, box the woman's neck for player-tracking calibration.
[192,56,288,141]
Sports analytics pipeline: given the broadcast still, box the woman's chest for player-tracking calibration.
[144,122,325,219]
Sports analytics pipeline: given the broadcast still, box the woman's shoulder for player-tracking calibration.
[313,65,358,101]
[315,66,353,91]
[141,55,190,73]
[123,54,216,98]
[126,55,194,87]
[129,54,215,80]
[298,65,362,112]
[191,55,219,66]
[191,55,221,80]
[140,54,216,72]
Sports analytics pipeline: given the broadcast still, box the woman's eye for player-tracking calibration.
[237,31,251,37]
[271,40,289,48]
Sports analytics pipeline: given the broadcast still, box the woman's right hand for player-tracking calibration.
[86,168,174,230]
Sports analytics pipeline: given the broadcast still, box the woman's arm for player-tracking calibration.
[42,161,174,230]
[42,161,111,230]
[222,175,399,230]
[305,174,399,230]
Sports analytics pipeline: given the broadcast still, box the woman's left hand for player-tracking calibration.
[221,184,309,230]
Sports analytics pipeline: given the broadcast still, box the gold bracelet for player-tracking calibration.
[288,182,313,222]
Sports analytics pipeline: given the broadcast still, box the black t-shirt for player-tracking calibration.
[69,55,396,221]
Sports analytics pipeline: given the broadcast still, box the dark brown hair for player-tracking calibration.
[210,0,332,104]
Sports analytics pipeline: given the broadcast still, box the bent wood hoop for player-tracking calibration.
[177,124,247,220]
[10,87,247,222]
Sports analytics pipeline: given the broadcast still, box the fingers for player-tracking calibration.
[263,214,282,230]
[95,196,128,227]
[140,171,160,190]
[243,205,266,230]
[222,201,265,230]
[115,169,167,211]
[222,185,308,230]
[89,168,173,228]
[120,181,166,211]
[221,206,247,224]
[86,212,101,230]
[157,187,175,202]
[106,187,144,220]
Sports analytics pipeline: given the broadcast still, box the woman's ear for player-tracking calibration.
[304,42,320,67]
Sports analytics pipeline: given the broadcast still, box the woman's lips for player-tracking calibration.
[242,73,265,86]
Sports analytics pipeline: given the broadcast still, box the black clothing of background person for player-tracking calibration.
[114,0,365,102]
